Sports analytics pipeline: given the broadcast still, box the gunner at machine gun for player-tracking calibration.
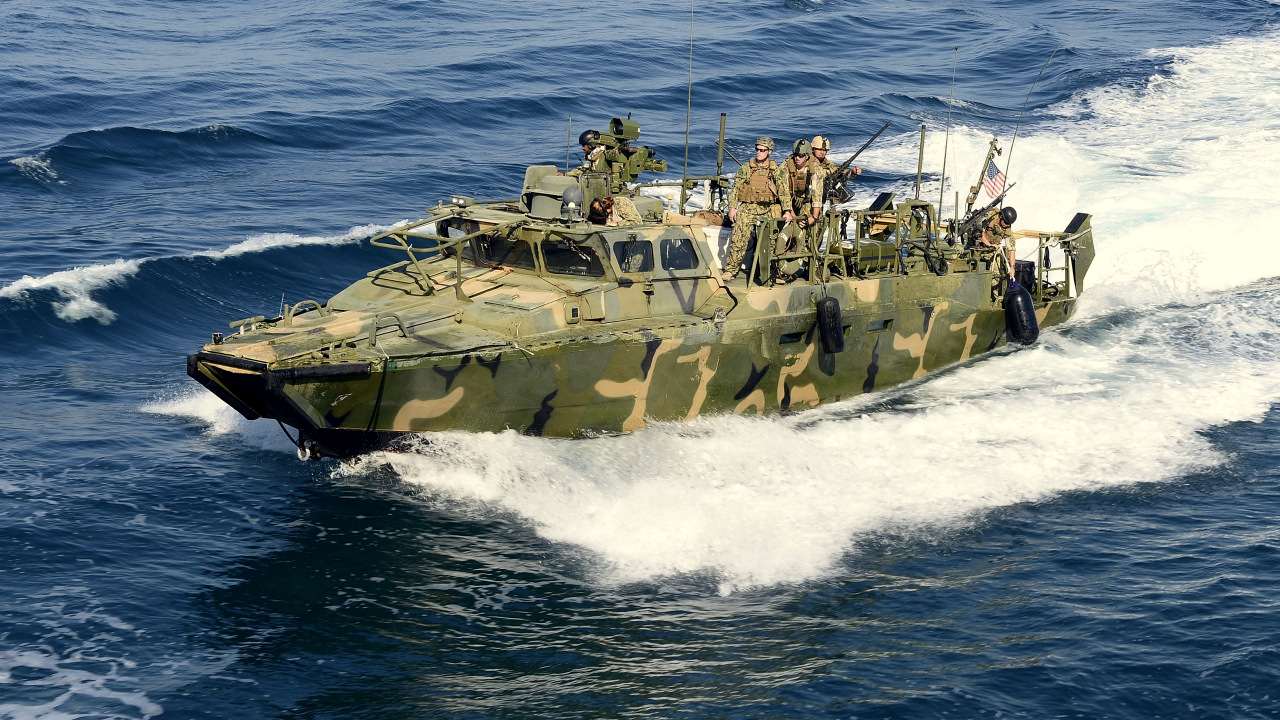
[564,118,668,193]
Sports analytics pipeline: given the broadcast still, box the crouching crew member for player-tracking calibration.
[973,206,1018,278]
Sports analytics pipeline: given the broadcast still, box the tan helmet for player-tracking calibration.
[811,135,831,151]
[755,136,775,151]
[792,138,812,156]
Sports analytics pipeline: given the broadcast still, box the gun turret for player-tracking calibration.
[594,116,665,191]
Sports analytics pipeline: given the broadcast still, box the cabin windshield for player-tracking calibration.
[477,233,536,270]
[541,239,606,277]
[437,218,478,263]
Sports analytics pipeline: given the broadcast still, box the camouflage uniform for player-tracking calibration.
[807,155,838,218]
[726,158,791,278]
[782,155,813,219]
[567,145,619,178]
[974,208,1014,276]
[608,196,643,226]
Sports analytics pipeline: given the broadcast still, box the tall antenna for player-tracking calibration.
[681,0,695,212]
[1005,0,1147,191]
[564,115,573,174]
[939,47,958,216]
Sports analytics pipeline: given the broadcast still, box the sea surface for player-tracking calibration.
[3,0,1280,717]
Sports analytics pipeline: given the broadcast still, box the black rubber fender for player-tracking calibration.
[1004,279,1040,346]
[816,296,845,353]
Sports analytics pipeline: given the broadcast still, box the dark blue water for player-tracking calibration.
[4,1,1280,717]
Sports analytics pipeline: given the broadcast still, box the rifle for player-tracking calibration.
[951,183,1016,245]
[824,121,892,204]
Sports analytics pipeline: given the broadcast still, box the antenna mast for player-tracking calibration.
[564,115,573,174]
[939,47,958,216]
[680,0,694,212]
[1006,0,1147,191]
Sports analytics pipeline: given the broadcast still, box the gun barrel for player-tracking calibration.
[839,121,892,174]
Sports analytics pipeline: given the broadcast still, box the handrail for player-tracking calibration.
[370,218,528,256]
[283,299,327,326]
[368,312,410,347]
[369,216,528,299]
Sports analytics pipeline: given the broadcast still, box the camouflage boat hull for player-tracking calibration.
[189,268,1077,459]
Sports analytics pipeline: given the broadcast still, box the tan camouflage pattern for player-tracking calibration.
[809,155,838,213]
[566,145,618,178]
[189,192,1094,459]
[724,202,770,278]
[782,155,813,217]
[729,158,791,210]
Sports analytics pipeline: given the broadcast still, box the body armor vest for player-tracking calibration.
[737,160,779,203]
[786,157,810,200]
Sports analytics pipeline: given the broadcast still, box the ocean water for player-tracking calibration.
[3,0,1280,717]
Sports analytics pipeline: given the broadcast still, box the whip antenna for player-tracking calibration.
[565,115,573,174]
[681,0,694,212]
[1005,0,1147,191]
[939,47,958,216]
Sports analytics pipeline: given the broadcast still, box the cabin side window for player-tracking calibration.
[540,240,606,277]
[438,218,478,262]
[613,239,654,273]
[477,234,536,270]
[660,236,700,271]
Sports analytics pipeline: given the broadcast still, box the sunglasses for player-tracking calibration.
[755,147,771,153]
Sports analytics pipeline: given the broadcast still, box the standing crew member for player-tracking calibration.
[782,138,813,223]
[724,137,793,282]
[808,134,859,223]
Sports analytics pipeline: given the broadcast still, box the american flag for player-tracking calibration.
[983,159,1006,198]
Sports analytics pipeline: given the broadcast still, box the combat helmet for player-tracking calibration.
[755,136,774,151]
[579,129,601,147]
[811,135,831,151]
[1000,206,1017,225]
[792,138,812,156]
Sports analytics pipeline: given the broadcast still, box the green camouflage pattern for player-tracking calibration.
[188,122,1095,460]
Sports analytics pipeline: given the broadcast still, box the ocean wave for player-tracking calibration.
[197,221,402,259]
[0,223,397,325]
[9,152,64,186]
[142,387,295,453]
[0,592,164,720]
[0,259,142,324]
[6,124,279,187]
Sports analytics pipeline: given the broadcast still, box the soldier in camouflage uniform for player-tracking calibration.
[807,134,859,225]
[588,196,643,227]
[724,137,793,282]
[607,195,642,226]
[972,205,1018,277]
[567,129,619,179]
[781,138,813,221]
[771,139,814,282]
